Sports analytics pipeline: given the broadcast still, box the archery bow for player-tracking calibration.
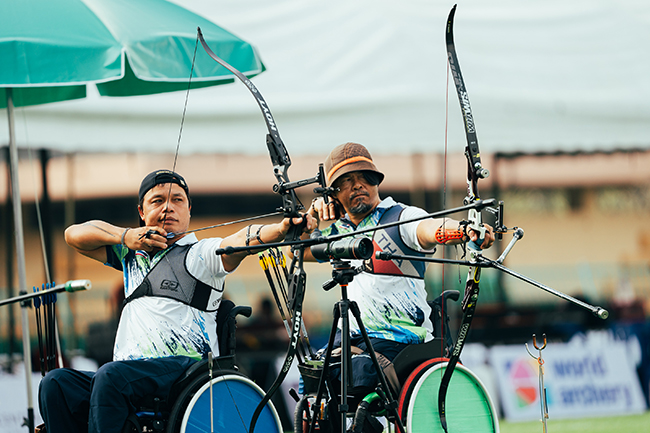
[438,5,489,432]
[196,27,330,433]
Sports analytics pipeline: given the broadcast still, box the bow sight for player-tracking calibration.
[273,163,338,213]
[485,200,507,240]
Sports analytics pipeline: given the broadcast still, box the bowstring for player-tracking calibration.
[441,46,450,365]
[175,36,198,173]
[441,49,461,364]
[157,31,198,368]
[161,32,199,235]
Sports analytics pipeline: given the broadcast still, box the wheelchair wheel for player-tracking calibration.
[397,359,499,433]
[166,370,282,433]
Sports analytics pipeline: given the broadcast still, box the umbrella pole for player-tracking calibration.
[6,88,35,433]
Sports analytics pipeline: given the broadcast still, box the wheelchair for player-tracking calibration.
[122,300,283,433]
[293,290,499,433]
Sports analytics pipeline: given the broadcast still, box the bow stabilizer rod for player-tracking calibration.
[215,199,498,256]
[375,250,609,320]
[0,280,91,307]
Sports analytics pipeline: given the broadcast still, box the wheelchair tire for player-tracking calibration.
[294,395,310,433]
[397,359,499,433]
[165,370,282,433]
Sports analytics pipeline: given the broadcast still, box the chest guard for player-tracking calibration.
[124,243,222,312]
[363,205,427,279]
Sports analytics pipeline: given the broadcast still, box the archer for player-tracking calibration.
[38,169,316,433]
[304,142,495,414]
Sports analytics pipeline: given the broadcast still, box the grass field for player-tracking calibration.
[498,411,650,433]
[285,411,650,433]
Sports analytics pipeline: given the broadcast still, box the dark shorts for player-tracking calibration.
[39,356,197,433]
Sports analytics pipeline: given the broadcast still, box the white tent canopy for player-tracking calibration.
[3,0,649,156]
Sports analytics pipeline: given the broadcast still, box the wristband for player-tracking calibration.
[255,225,266,245]
[120,228,131,246]
[245,225,253,254]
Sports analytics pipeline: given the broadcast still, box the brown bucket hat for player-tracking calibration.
[324,142,384,187]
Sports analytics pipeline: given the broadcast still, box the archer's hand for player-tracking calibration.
[280,212,319,236]
[468,223,495,250]
[123,226,168,252]
[310,197,340,222]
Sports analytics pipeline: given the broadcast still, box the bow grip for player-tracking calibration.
[285,215,307,244]
[468,239,483,251]
[467,209,485,250]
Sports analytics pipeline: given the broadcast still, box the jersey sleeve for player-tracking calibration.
[186,237,229,287]
[399,206,432,252]
[104,244,127,271]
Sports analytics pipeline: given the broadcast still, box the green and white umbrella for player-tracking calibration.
[1,0,263,107]
[0,1,263,429]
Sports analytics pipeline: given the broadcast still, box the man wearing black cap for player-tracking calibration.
[39,169,315,433]
[307,142,495,397]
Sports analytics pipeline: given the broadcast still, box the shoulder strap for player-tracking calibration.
[364,205,427,279]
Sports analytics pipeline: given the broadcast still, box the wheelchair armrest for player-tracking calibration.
[446,289,460,302]
[230,305,252,319]
[434,290,460,305]
[428,290,460,352]
[427,290,460,315]
[219,304,252,357]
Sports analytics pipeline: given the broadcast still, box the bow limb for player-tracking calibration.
[197,29,301,220]
[197,27,307,433]
[439,6,489,432]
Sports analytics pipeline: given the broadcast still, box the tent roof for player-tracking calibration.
[2,0,649,156]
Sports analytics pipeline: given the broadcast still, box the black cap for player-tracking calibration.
[138,170,190,203]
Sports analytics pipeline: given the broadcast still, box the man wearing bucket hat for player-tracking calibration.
[308,142,494,397]
[39,169,315,433]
